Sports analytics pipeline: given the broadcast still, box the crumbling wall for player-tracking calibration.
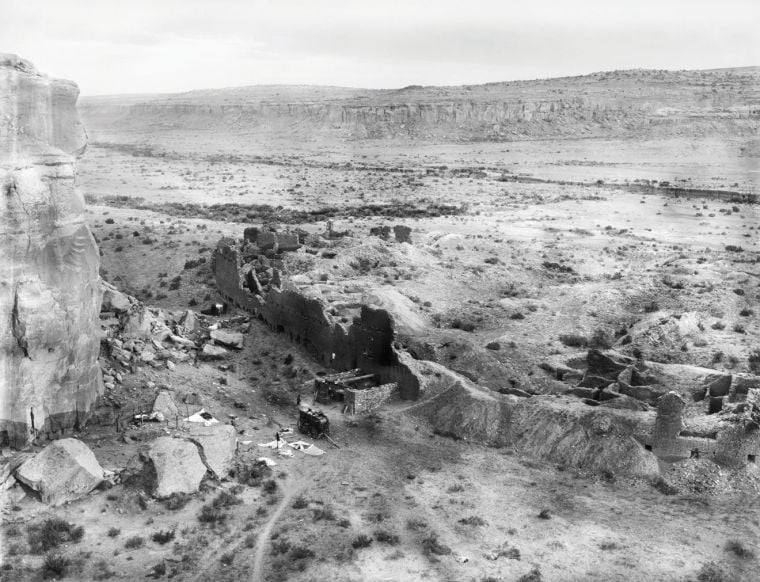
[213,241,420,399]
[344,383,399,414]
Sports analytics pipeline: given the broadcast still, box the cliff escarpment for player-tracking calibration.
[0,54,103,446]
[80,68,760,142]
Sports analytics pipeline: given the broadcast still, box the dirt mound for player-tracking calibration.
[409,381,659,478]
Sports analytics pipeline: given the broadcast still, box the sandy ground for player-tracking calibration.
[2,131,760,581]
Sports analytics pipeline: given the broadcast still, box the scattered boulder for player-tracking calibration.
[101,282,131,313]
[152,391,180,421]
[15,438,104,506]
[148,437,207,498]
[179,309,200,334]
[184,423,236,479]
[210,329,244,350]
[199,344,228,361]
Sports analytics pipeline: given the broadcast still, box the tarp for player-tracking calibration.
[185,409,219,426]
[289,440,325,456]
[256,457,277,467]
[258,440,286,449]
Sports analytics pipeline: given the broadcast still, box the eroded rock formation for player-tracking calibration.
[0,54,102,446]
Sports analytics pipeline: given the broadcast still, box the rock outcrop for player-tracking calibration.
[0,54,102,446]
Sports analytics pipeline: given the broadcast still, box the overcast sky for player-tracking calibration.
[2,0,758,95]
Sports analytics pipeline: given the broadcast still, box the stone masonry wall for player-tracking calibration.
[344,383,399,414]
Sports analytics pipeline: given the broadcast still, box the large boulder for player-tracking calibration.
[184,423,236,479]
[148,437,207,498]
[210,329,244,350]
[0,54,102,446]
[15,438,104,505]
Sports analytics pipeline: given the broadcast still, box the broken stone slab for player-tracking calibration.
[179,309,200,333]
[199,343,228,361]
[619,383,668,405]
[148,437,207,498]
[210,329,244,350]
[15,438,104,506]
[168,333,197,348]
[152,391,180,421]
[586,349,636,380]
[183,423,236,479]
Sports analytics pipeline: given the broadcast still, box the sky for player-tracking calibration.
[2,0,758,95]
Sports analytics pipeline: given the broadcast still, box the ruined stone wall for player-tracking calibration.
[213,241,420,400]
[0,55,102,446]
[344,383,399,414]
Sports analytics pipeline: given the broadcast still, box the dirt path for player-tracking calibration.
[251,475,301,582]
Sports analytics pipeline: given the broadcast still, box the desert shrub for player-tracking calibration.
[374,530,400,545]
[517,566,544,582]
[92,558,116,580]
[451,318,476,332]
[28,518,85,554]
[5,525,21,537]
[643,300,659,313]
[244,533,256,548]
[725,245,743,252]
[739,308,754,317]
[651,477,678,496]
[697,561,730,582]
[447,483,465,493]
[270,538,291,556]
[337,518,351,528]
[289,545,315,560]
[352,534,373,549]
[725,539,755,559]
[124,536,144,549]
[421,533,451,557]
[292,495,308,509]
[42,552,69,579]
[733,324,745,334]
[510,312,525,320]
[559,333,588,347]
[485,341,500,350]
[220,551,235,566]
[263,480,278,494]
[312,504,336,522]
[198,504,227,525]
[105,218,115,224]
[164,492,190,511]
[107,527,120,538]
[590,328,613,349]
[538,509,551,520]
[406,518,427,531]
[212,491,242,508]
[151,529,175,545]
[711,321,726,330]
[748,350,760,374]
[459,516,487,526]
[599,541,619,550]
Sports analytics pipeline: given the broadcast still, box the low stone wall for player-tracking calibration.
[344,383,399,414]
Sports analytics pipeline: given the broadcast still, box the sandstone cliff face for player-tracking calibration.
[0,54,102,446]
